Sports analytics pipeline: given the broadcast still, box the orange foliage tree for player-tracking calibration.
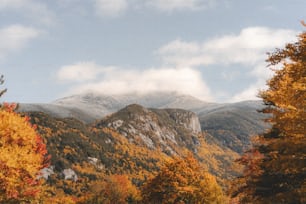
[0,89,49,202]
[142,153,224,204]
[232,29,306,203]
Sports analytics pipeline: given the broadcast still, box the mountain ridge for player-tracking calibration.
[19,91,267,154]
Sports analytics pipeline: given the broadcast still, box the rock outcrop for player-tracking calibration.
[96,104,202,155]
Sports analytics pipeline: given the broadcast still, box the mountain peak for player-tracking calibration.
[96,104,202,154]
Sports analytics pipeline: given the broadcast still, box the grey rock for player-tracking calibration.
[62,168,78,181]
[39,166,54,180]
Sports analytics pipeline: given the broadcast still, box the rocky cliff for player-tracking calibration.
[96,104,202,155]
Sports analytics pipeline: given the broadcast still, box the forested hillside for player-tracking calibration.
[16,103,240,202]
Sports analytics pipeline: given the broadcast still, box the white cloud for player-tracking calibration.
[157,26,298,101]
[146,0,213,11]
[0,0,25,9]
[57,61,116,82]
[230,80,267,102]
[205,27,297,65]
[0,25,41,59]
[56,27,298,102]
[93,0,215,16]
[158,27,297,67]
[57,62,213,101]
[0,0,55,25]
[157,39,213,67]
[95,0,128,17]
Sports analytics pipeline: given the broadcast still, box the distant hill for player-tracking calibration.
[19,92,209,123]
[53,91,210,111]
[198,101,268,153]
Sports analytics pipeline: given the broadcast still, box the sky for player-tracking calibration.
[0,0,305,103]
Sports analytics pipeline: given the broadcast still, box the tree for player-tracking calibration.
[82,174,140,204]
[232,29,306,203]
[142,153,224,204]
[0,80,49,203]
[0,75,7,106]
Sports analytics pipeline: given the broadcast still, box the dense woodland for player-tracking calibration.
[0,30,305,203]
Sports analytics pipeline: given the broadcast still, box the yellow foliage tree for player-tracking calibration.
[82,174,140,204]
[142,153,224,204]
[0,104,49,203]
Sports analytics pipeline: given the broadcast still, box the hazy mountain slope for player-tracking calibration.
[19,103,97,123]
[53,91,209,110]
[19,92,209,123]
[198,101,268,153]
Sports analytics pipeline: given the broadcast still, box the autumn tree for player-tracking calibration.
[142,153,224,204]
[232,29,306,203]
[0,78,49,203]
[82,174,140,204]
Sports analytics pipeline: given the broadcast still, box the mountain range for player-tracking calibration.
[16,91,269,198]
[19,91,268,153]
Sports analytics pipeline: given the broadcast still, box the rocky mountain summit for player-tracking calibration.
[96,104,202,154]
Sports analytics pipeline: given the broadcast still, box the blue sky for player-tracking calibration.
[0,0,305,103]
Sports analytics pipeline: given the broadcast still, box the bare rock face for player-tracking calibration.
[165,109,201,134]
[88,157,105,170]
[62,168,78,181]
[39,166,55,180]
[96,104,202,155]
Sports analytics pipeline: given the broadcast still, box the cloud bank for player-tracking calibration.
[57,62,213,101]
[157,27,298,101]
[56,26,297,102]
[158,27,297,67]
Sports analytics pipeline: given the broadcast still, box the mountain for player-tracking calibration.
[53,91,210,110]
[14,92,270,201]
[19,92,267,154]
[198,101,268,153]
[22,104,240,199]
[19,103,95,123]
[96,104,202,154]
[19,92,209,123]
[93,104,240,179]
